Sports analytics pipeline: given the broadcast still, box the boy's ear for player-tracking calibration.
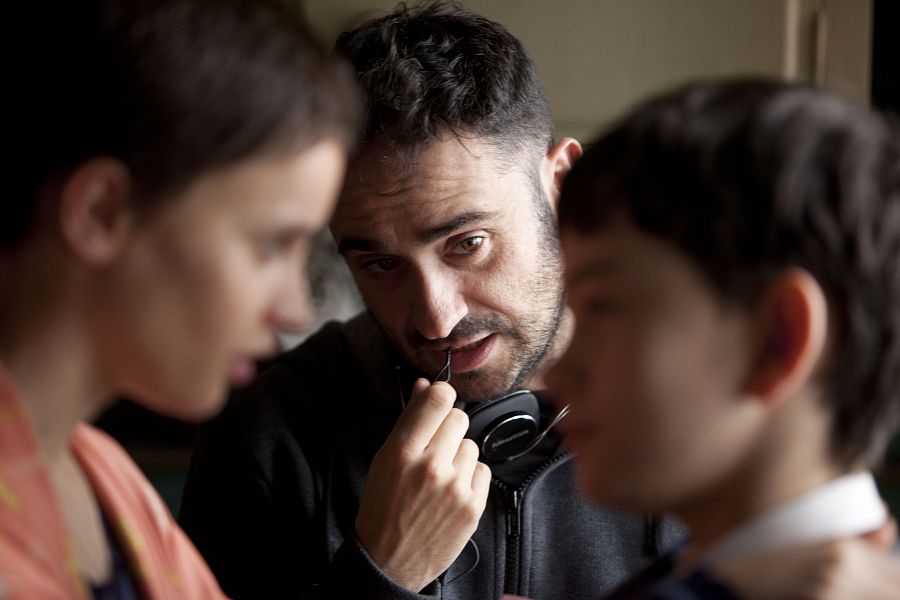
[57,158,134,264]
[744,269,829,403]
[541,137,583,210]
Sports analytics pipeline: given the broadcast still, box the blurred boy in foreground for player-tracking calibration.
[549,78,900,598]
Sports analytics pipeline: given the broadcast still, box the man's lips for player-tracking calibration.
[427,333,497,373]
[448,337,491,352]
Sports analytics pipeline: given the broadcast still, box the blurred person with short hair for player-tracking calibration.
[550,78,900,599]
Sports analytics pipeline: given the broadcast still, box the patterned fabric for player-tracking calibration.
[0,364,226,599]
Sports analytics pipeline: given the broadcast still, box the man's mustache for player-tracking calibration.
[411,314,515,349]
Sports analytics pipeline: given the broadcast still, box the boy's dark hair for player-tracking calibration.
[7,0,361,250]
[559,78,900,469]
[335,1,553,169]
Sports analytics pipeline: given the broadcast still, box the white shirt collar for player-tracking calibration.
[698,471,886,567]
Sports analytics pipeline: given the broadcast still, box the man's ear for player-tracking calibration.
[540,137,583,210]
[744,269,829,403]
[57,158,133,264]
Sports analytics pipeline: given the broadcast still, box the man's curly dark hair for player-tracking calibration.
[336,1,554,170]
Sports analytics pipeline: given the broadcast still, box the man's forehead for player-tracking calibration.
[336,149,533,227]
[343,135,533,196]
[335,171,497,230]
[340,163,484,207]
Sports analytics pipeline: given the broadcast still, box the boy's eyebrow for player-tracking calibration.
[274,224,317,240]
[567,259,621,285]
[337,210,499,254]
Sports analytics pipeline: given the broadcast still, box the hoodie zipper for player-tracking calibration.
[504,488,522,593]
[492,451,571,596]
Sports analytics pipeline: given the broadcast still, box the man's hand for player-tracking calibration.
[355,379,491,592]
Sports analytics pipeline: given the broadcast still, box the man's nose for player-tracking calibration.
[410,268,467,340]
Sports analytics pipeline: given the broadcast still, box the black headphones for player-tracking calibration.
[396,359,568,464]
[454,390,543,463]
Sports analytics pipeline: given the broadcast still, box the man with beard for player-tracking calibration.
[179,4,682,599]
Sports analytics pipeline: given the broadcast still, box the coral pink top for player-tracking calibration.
[0,364,226,599]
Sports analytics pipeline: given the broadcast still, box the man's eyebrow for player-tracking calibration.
[416,210,499,244]
[336,210,499,255]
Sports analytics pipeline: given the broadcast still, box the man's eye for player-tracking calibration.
[454,236,484,254]
[362,257,400,272]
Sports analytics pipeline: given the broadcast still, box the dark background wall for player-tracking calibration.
[871,0,898,116]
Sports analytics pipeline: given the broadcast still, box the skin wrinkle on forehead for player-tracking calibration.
[346,133,540,198]
[349,155,487,197]
[339,160,484,211]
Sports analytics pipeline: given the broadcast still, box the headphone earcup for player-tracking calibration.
[463,390,540,462]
